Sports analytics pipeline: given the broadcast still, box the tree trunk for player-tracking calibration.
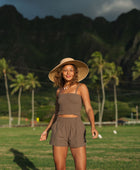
[99,69,105,127]
[136,105,138,121]
[97,89,101,124]
[4,72,12,128]
[114,83,118,127]
[31,89,35,127]
[18,87,22,125]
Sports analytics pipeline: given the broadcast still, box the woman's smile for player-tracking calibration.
[66,75,71,78]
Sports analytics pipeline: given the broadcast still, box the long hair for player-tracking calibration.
[54,64,78,88]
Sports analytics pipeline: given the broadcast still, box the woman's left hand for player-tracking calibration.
[92,128,98,139]
[40,130,48,141]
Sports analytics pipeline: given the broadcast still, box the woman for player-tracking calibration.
[40,58,98,170]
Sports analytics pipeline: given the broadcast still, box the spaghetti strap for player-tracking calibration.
[75,83,81,94]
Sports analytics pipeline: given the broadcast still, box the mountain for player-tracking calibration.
[0,5,140,84]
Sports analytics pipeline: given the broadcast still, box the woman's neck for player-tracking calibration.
[63,82,71,90]
[62,82,78,91]
[63,82,77,88]
[64,82,71,86]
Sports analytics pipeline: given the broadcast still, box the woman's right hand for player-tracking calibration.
[40,130,48,141]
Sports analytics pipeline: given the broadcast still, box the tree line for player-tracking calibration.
[0,52,140,128]
[0,58,41,127]
[88,51,140,127]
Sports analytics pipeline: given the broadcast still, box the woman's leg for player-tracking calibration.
[70,146,86,170]
[53,146,68,170]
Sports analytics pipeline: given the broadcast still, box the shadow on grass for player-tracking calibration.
[9,148,39,170]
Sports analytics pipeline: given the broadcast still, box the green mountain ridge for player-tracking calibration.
[0,5,140,84]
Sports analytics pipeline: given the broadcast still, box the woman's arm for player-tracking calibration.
[40,89,59,141]
[40,113,56,141]
[79,83,98,139]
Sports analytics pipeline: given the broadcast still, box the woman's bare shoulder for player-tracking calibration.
[56,88,61,96]
[78,83,88,95]
[79,83,88,90]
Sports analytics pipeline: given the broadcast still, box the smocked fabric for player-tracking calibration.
[58,93,82,116]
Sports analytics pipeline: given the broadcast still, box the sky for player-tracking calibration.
[0,0,140,21]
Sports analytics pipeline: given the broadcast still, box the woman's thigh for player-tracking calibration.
[70,146,86,170]
[53,146,68,170]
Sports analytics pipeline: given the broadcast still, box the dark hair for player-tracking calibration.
[54,64,78,88]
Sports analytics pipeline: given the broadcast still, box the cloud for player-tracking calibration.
[0,0,139,21]
[97,0,137,20]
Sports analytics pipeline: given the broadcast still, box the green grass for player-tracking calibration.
[0,125,139,170]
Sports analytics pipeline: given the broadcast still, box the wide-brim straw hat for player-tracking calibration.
[48,58,89,82]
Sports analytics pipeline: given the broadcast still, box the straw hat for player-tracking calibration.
[48,58,89,82]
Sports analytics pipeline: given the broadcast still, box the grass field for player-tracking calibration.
[0,125,139,170]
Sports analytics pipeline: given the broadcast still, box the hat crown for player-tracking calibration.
[60,58,74,64]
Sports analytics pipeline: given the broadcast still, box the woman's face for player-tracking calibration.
[62,65,75,82]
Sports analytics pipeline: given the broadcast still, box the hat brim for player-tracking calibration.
[48,60,89,82]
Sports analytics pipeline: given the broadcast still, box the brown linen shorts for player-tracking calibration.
[49,117,86,148]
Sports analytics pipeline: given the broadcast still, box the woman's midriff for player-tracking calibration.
[58,114,78,118]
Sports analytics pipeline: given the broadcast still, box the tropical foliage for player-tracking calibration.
[0,58,16,127]
[10,74,25,125]
[104,62,123,127]
[88,52,123,127]
[0,58,41,127]
[24,73,41,127]
[132,56,140,80]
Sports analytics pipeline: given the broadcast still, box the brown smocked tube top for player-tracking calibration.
[57,93,82,116]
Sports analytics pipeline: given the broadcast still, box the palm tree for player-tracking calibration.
[132,57,140,121]
[132,56,140,80]
[88,51,106,127]
[104,62,123,127]
[10,74,25,125]
[88,74,101,121]
[25,73,41,127]
[0,58,16,128]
